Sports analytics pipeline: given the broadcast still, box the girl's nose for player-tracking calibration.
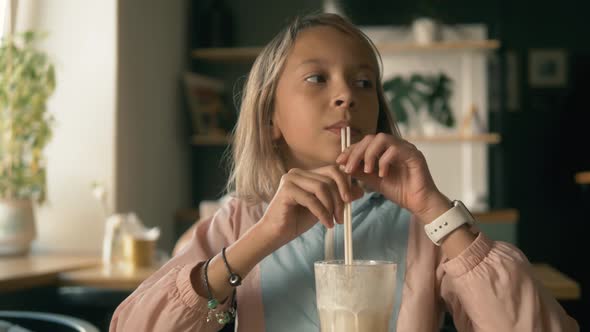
[332,84,356,109]
[334,98,355,108]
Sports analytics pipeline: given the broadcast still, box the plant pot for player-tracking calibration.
[323,0,346,16]
[0,199,36,256]
[418,110,440,136]
[412,17,441,45]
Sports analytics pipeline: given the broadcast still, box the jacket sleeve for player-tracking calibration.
[437,232,579,332]
[109,199,240,332]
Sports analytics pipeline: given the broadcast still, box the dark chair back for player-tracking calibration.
[0,311,99,332]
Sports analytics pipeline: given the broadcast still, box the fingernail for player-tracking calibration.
[364,165,370,173]
[336,155,344,163]
[345,164,352,173]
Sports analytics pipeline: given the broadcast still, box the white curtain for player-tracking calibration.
[1,0,37,40]
[1,0,18,39]
[0,0,9,39]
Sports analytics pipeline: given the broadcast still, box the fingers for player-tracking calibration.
[336,133,418,178]
[291,169,344,224]
[338,133,390,174]
[312,166,352,202]
[285,169,342,227]
[283,179,334,228]
[363,134,389,174]
[379,142,421,177]
[311,164,365,204]
[341,135,373,174]
[378,146,398,178]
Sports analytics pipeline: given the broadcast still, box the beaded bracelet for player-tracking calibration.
[203,256,237,324]
[222,247,242,286]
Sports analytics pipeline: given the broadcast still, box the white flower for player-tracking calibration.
[93,185,106,202]
[91,181,110,216]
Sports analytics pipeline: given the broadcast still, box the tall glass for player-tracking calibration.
[314,260,397,332]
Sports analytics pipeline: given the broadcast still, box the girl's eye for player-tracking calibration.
[305,75,326,83]
[355,79,373,88]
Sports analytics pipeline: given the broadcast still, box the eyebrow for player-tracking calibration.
[297,58,377,75]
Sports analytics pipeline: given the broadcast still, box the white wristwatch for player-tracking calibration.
[424,200,476,246]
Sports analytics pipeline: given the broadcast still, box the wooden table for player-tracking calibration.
[53,262,589,301]
[0,254,100,292]
[59,265,158,290]
[0,254,581,301]
[575,171,590,185]
[531,264,581,300]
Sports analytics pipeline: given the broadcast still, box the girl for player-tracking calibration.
[110,13,578,332]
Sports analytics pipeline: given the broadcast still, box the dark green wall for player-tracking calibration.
[493,2,590,325]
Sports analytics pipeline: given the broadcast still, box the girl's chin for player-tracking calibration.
[316,155,342,167]
[285,149,342,169]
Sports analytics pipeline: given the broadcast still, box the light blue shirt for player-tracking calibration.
[260,192,411,332]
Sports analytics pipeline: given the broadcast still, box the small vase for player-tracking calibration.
[0,199,36,256]
[412,17,441,45]
[405,109,423,137]
[419,110,440,136]
[323,0,346,17]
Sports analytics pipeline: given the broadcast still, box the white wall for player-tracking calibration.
[18,0,191,253]
[115,0,191,252]
[24,0,118,253]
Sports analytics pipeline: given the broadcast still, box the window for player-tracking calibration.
[0,0,7,39]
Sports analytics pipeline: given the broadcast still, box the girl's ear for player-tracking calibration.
[271,113,282,140]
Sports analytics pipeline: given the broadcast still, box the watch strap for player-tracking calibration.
[424,200,475,246]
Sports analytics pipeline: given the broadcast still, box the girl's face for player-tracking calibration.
[273,26,379,170]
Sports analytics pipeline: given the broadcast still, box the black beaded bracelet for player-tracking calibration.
[222,247,242,287]
[203,257,217,310]
[203,255,237,325]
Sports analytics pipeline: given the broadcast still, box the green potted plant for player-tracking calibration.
[383,73,454,136]
[0,31,56,256]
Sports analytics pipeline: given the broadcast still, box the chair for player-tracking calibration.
[0,311,99,332]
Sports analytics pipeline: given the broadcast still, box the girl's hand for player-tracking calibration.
[336,133,450,224]
[260,165,364,249]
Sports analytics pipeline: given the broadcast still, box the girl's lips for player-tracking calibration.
[325,128,361,137]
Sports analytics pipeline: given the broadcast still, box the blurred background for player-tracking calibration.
[0,0,587,331]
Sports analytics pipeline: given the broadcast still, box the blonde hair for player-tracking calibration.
[226,13,399,204]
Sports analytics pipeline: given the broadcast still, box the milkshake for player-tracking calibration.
[314,260,397,332]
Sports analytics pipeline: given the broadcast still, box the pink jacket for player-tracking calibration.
[110,197,578,332]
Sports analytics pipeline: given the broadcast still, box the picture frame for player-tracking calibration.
[183,72,226,137]
[528,49,568,88]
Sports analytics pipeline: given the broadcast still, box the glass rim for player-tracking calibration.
[314,259,396,267]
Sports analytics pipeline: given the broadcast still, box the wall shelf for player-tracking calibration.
[192,47,262,62]
[192,40,500,62]
[191,135,231,146]
[376,40,500,53]
[192,133,501,146]
[406,133,501,144]
[473,209,519,224]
